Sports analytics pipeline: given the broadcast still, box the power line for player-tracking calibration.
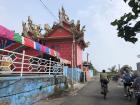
[39,0,58,21]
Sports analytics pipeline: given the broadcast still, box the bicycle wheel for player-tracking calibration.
[103,87,107,99]
[127,87,133,101]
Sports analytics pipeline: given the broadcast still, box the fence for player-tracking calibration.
[0,49,63,76]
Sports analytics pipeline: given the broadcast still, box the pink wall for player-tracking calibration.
[76,44,82,66]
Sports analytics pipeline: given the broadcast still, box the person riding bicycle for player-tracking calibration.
[100,70,109,93]
[122,70,133,97]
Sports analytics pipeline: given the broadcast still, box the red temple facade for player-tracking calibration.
[45,7,88,69]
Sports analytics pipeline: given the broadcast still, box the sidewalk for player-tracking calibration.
[33,82,86,105]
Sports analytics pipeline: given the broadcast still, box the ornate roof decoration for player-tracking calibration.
[59,6,69,23]
[21,7,89,49]
[22,16,52,42]
[49,7,89,49]
[22,16,43,41]
[56,7,86,37]
[44,23,52,36]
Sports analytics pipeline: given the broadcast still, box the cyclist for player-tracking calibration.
[100,70,109,93]
[122,70,133,97]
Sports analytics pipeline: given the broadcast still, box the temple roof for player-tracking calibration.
[21,7,89,49]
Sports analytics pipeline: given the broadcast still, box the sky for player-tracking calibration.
[0,0,140,71]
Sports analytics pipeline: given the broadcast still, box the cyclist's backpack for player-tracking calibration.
[123,73,132,83]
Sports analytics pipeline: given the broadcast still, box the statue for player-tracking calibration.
[27,16,33,32]
[21,16,44,41]
[22,21,28,36]
[34,24,42,37]
[85,41,90,47]
[80,25,86,34]
[70,19,74,24]
[59,6,69,23]
[76,20,80,31]
[44,23,51,34]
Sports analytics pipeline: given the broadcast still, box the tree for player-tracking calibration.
[83,61,98,75]
[83,61,94,70]
[108,65,117,74]
[111,0,140,43]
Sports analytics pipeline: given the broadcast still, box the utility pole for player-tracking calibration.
[71,28,75,88]
[87,53,89,64]
[84,53,89,83]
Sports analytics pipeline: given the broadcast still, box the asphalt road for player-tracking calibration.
[34,77,136,105]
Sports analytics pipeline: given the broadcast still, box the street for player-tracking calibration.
[34,76,136,105]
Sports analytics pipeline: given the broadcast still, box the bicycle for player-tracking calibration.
[101,82,108,99]
[126,82,134,101]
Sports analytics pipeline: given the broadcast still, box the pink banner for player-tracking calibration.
[50,49,55,56]
[0,25,14,40]
[41,45,46,53]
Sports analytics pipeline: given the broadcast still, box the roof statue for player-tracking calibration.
[27,16,33,32]
[80,25,86,34]
[59,6,69,23]
[85,41,90,47]
[34,24,42,37]
[76,20,80,31]
[70,19,74,25]
[22,16,43,41]
[22,21,28,37]
[44,23,51,35]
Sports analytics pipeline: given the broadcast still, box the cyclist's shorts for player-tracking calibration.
[101,79,109,84]
[124,82,132,87]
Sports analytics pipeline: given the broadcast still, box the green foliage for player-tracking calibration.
[83,61,94,70]
[83,61,98,75]
[108,65,118,74]
[107,65,119,79]
[111,0,140,43]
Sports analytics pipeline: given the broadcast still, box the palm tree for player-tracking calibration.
[108,65,117,74]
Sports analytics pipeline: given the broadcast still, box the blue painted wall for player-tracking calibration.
[0,66,84,105]
[63,66,82,82]
[89,69,94,78]
[0,76,65,105]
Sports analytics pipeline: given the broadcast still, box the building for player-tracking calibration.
[44,7,88,69]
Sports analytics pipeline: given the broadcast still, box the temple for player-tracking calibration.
[43,7,88,69]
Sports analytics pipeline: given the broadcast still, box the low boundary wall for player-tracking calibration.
[0,76,65,105]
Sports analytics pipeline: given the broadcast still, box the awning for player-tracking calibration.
[0,25,59,57]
